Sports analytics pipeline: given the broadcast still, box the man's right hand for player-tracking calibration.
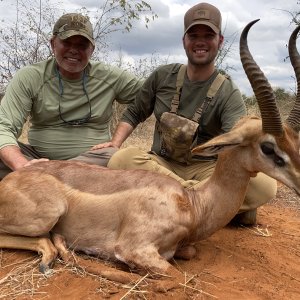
[0,145,49,171]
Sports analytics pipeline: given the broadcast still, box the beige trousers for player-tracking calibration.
[108,147,277,213]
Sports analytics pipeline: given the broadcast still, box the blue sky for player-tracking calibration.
[0,0,299,96]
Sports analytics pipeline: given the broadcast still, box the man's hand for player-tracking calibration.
[91,142,119,150]
[23,158,49,168]
[91,122,134,151]
[0,145,49,171]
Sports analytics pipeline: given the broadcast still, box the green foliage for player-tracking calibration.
[0,0,56,83]
[91,0,157,48]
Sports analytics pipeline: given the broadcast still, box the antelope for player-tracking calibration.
[0,20,299,284]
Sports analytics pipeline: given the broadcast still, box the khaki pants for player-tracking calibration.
[108,147,277,213]
[0,142,117,179]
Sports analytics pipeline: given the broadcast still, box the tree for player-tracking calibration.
[216,23,239,74]
[287,1,300,25]
[0,0,157,87]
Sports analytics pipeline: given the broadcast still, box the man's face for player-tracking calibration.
[51,35,94,79]
[183,24,223,67]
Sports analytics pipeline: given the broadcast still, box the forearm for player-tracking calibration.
[0,145,29,171]
[111,122,134,148]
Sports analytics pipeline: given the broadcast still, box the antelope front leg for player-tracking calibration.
[114,243,184,292]
[51,233,142,284]
[0,234,58,273]
[52,234,181,291]
[114,242,182,278]
[51,233,74,263]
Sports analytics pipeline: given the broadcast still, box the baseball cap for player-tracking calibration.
[53,13,95,46]
[184,3,222,35]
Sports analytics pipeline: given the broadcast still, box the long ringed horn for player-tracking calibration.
[240,19,283,136]
[286,24,300,132]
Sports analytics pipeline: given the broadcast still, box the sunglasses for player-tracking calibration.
[56,67,92,126]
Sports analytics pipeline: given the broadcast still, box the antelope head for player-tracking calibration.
[239,19,300,193]
[192,20,300,195]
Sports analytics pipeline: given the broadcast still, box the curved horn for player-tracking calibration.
[286,24,300,132]
[240,19,283,136]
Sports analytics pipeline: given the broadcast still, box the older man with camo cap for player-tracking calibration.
[0,12,142,178]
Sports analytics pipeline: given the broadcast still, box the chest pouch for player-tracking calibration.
[159,65,226,164]
[160,112,199,163]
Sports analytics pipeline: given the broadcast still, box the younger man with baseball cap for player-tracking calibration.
[184,2,222,35]
[99,2,277,226]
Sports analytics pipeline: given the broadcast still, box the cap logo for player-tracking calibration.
[194,9,210,20]
[58,15,89,33]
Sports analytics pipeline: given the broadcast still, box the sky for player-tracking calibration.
[0,0,299,96]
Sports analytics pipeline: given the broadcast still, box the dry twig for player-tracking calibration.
[120,273,149,300]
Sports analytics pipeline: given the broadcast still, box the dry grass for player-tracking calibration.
[0,251,217,300]
[270,183,300,213]
[122,114,155,151]
[0,251,147,300]
[0,255,51,299]
[245,96,295,121]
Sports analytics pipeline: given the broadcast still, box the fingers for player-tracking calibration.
[23,158,49,167]
[91,142,116,150]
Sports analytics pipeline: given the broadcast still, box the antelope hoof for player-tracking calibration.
[39,261,54,275]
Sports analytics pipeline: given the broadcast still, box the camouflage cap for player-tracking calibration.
[53,13,95,46]
[184,3,222,35]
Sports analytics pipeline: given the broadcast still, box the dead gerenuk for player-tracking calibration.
[0,20,299,281]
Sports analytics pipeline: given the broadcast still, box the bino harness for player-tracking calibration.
[159,65,226,164]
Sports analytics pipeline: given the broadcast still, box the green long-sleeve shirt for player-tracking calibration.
[0,58,142,159]
[122,63,246,157]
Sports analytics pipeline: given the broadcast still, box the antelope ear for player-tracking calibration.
[192,131,243,156]
[192,115,261,156]
[192,141,241,156]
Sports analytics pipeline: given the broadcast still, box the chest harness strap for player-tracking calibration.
[170,64,226,122]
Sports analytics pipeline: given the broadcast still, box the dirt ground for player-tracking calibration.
[0,184,299,300]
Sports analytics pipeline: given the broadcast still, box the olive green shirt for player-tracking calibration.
[0,58,142,159]
[122,63,246,157]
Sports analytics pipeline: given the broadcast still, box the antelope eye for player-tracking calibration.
[260,142,274,155]
[260,142,285,167]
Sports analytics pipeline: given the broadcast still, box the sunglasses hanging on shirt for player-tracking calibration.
[56,67,92,126]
